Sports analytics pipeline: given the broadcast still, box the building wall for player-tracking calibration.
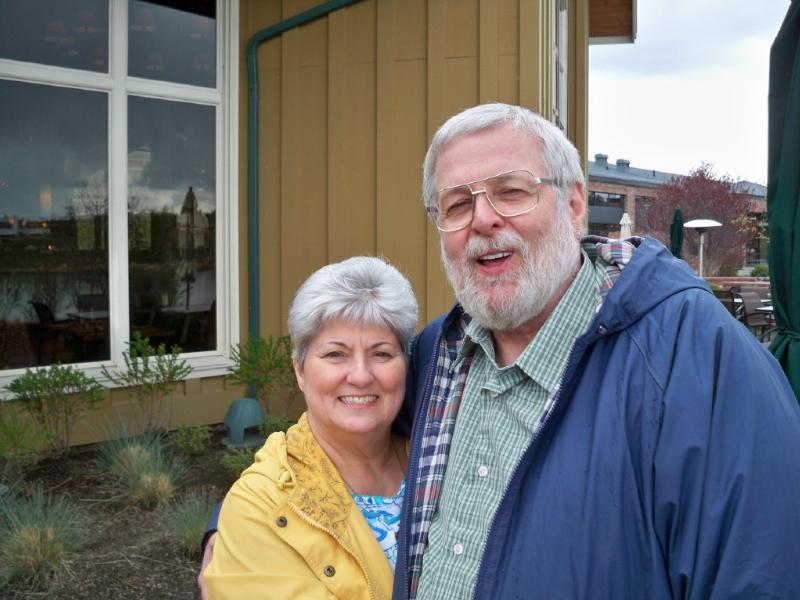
[239,0,591,340]
[588,180,660,234]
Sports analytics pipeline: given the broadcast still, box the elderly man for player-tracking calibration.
[393,103,800,599]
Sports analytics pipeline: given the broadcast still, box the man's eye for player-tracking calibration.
[495,187,528,200]
[444,198,473,216]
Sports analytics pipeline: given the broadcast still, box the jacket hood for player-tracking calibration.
[591,236,710,334]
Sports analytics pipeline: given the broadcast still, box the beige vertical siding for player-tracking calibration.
[240,0,590,335]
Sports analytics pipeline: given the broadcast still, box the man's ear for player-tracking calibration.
[567,181,587,234]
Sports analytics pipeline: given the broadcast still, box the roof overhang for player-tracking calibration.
[589,0,637,45]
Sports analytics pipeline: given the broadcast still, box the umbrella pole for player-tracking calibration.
[699,232,705,278]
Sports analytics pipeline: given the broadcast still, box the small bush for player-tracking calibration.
[174,423,211,455]
[751,263,769,278]
[260,414,293,437]
[161,488,217,557]
[101,332,192,432]
[0,405,47,484]
[0,485,88,589]
[97,430,185,508]
[5,364,103,457]
[228,336,296,416]
[220,448,255,480]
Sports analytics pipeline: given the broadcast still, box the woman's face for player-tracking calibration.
[296,320,406,442]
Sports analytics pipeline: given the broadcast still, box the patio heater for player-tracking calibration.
[683,219,722,278]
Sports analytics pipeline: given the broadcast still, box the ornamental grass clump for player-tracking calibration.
[161,488,217,557]
[97,429,185,508]
[0,485,88,589]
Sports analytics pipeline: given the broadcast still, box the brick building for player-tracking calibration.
[587,154,768,266]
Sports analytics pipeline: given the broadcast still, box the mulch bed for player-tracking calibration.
[4,426,235,600]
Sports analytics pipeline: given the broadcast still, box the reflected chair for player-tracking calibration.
[28,301,77,363]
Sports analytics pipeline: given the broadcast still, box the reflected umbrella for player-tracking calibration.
[767,1,800,401]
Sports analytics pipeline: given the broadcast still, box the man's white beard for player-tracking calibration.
[442,210,580,332]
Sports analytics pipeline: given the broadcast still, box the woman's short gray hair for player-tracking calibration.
[422,103,585,210]
[288,256,419,365]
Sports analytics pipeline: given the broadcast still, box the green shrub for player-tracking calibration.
[0,406,47,484]
[161,488,217,557]
[174,423,211,455]
[0,485,88,589]
[228,336,296,416]
[751,263,769,278]
[6,364,103,457]
[220,447,256,480]
[97,429,185,508]
[260,414,293,437]
[101,332,192,432]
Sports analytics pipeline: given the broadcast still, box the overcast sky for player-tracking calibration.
[589,0,791,185]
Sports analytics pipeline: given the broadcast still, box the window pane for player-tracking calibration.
[0,0,109,72]
[0,80,109,369]
[128,0,216,88]
[128,96,216,353]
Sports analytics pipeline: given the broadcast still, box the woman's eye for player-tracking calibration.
[323,351,345,359]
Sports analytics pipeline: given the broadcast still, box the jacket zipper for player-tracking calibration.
[288,503,377,600]
[398,332,442,600]
[470,333,592,599]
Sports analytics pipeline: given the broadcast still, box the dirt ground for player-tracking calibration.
[4,426,234,600]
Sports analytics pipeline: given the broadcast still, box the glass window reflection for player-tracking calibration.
[0,80,109,369]
[128,95,216,353]
[0,0,108,72]
[128,0,216,88]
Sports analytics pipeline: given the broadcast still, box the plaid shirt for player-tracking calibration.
[405,236,638,598]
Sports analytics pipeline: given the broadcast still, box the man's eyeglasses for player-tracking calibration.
[429,169,557,232]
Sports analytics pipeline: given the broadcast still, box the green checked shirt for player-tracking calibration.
[415,252,601,600]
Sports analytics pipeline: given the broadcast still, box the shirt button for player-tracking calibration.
[477,465,489,478]
[323,565,336,577]
[453,543,464,555]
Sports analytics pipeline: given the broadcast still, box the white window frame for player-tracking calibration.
[552,0,569,132]
[0,0,239,391]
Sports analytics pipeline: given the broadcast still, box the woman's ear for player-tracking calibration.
[293,359,304,392]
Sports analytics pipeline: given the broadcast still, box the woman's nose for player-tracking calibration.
[346,359,374,386]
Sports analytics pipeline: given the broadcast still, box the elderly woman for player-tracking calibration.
[205,256,418,600]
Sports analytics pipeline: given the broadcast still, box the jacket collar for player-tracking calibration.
[283,413,352,536]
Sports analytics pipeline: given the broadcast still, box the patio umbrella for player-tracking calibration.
[669,209,684,258]
[767,0,800,401]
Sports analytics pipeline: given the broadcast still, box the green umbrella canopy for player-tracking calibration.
[669,209,684,259]
[767,0,800,401]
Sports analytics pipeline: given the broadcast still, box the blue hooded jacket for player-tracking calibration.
[393,238,800,599]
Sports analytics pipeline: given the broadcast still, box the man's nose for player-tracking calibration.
[470,189,505,232]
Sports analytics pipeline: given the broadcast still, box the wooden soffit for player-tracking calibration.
[589,0,637,44]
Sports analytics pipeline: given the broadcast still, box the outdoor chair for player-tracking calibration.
[738,291,772,338]
[713,288,743,321]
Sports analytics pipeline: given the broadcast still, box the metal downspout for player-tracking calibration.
[245,0,366,339]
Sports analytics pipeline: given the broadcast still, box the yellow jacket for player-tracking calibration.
[205,413,394,600]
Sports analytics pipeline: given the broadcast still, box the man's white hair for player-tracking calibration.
[422,103,585,211]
